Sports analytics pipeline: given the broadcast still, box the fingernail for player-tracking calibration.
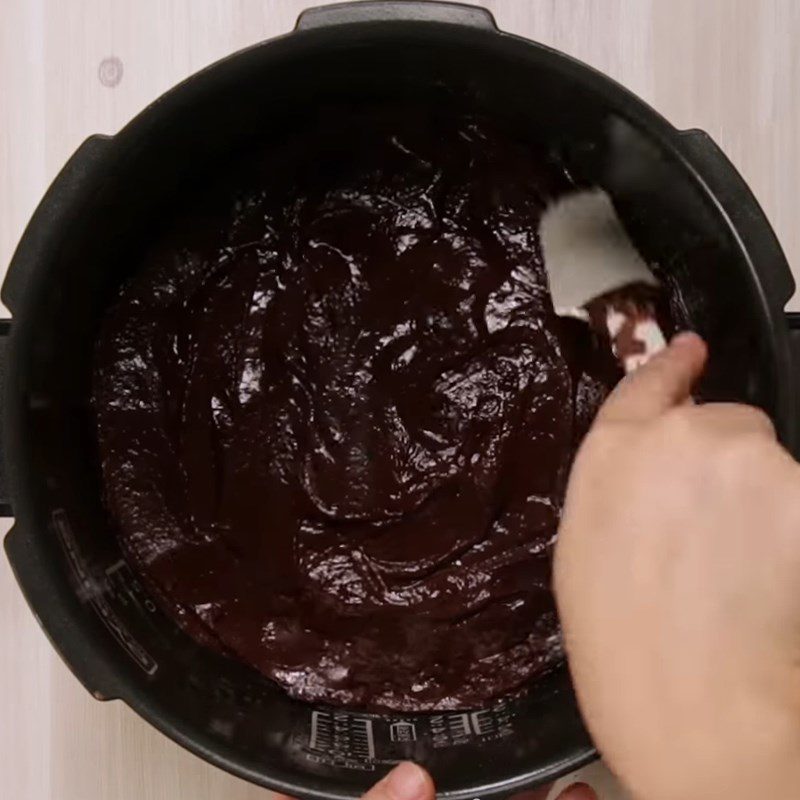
[385,761,428,800]
[561,782,599,800]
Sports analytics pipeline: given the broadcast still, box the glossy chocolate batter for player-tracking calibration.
[93,109,621,711]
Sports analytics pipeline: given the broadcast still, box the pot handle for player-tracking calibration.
[0,319,11,516]
[2,135,112,314]
[787,316,800,446]
[677,129,794,310]
[679,130,800,453]
[4,521,124,700]
[787,314,800,329]
[295,1,498,31]
[2,133,124,698]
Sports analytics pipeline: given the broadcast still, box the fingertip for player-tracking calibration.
[554,782,598,800]
[670,330,707,360]
[598,329,707,422]
[384,761,434,800]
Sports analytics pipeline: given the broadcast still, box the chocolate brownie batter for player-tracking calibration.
[93,109,621,711]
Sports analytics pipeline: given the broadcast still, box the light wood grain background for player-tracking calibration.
[2,2,799,798]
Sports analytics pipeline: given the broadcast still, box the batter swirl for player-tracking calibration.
[93,109,621,710]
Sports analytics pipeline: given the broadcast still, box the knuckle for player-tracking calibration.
[739,403,776,434]
[714,431,769,472]
[708,401,776,436]
[579,422,627,459]
[658,408,699,441]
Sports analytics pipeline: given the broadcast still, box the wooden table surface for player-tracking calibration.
[2,2,798,798]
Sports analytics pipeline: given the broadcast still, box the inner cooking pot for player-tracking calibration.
[4,2,800,798]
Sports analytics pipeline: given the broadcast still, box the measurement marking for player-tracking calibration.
[309,711,374,759]
[310,710,321,750]
[448,713,471,738]
[52,509,88,580]
[390,721,417,742]
[52,509,158,676]
[351,717,375,759]
[470,709,493,735]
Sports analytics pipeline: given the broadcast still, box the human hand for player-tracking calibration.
[274,762,597,800]
[555,332,800,800]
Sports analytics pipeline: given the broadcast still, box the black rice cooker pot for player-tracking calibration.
[4,2,800,798]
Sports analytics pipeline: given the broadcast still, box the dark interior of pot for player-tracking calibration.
[6,21,783,800]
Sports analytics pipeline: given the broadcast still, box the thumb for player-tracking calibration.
[597,331,707,424]
[362,762,435,800]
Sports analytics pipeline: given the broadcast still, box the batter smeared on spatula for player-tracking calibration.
[539,189,667,372]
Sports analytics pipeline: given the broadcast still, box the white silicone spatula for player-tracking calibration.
[539,188,667,372]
